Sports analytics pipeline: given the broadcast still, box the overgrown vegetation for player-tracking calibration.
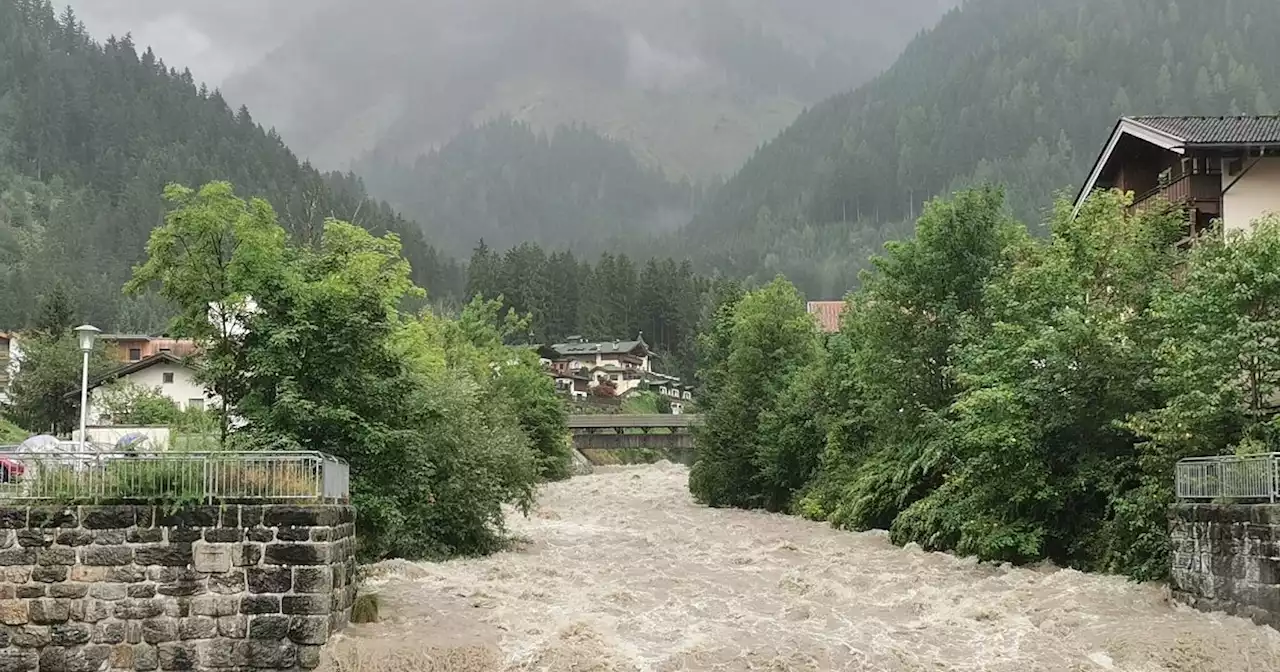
[691,186,1278,581]
[126,181,571,561]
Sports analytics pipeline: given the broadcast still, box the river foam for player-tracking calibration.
[322,462,1280,671]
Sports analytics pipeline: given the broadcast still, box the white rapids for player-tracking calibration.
[321,462,1280,672]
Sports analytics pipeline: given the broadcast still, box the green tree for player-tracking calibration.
[1114,214,1280,579]
[126,182,287,444]
[890,191,1183,566]
[5,331,111,435]
[807,189,1021,529]
[689,276,820,510]
[127,182,543,561]
[453,295,573,481]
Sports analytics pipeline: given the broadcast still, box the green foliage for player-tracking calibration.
[689,276,820,511]
[699,187,1261,580]
[129,181,558,561]
[5,331,112,435]
[125,181,287,443]
[0,417,30,443]
[889,192,1182,566]
[798,188,1022,532]
[94,381,181,427]
[454,296,574,482]
[1112,215,1280,579]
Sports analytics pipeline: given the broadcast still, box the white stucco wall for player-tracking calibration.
[1222,157,1280,236]
[87,362,221,425]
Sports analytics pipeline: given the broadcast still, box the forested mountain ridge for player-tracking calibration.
[682,0,1280,297]
[358,119,702,257]
[0,0,463,332]
[219,0,958,179]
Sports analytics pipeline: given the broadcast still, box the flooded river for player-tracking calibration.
[323,463,1280,671]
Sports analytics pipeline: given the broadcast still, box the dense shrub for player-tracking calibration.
[689,277,820,510]
[696,187,1280,580]
[129,182,565,561]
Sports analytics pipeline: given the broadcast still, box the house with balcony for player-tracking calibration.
[1073,116,1280,244]
[541,335,653,374]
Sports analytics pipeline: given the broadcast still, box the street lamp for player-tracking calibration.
[73,325,100,450]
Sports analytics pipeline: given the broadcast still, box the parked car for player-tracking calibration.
[0,457,24,483]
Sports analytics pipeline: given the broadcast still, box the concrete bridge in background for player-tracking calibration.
[568,415,701,452]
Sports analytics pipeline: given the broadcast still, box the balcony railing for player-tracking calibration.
[0,450,350,504]
[1130,172,1221,216]
[1175,454,1280,502]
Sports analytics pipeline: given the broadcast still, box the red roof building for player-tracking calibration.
[807,301,846,334]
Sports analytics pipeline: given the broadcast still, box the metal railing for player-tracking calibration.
[0,451,349,504]
[1175,453,1279,502]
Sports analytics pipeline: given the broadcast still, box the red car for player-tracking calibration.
[0,458,23,483]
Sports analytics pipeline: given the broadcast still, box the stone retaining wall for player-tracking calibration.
[1169,503,1280,628]
[0,504,356,671]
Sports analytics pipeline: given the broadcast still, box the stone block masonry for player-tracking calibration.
[0,504,356,671]
[1169,503,1280,628]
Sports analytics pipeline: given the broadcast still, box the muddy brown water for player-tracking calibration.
[322,463,1280,671]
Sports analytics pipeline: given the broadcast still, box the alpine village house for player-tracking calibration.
[1074,116,1280,243]
[538,335,693,412]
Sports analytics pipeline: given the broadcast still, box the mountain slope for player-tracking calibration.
[683,0,1280,295]
[0,0,463,331]
[358,119,701,257]
[220,0,958,178]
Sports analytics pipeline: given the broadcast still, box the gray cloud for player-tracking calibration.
[53,1,327,84]
[625,32,706,92]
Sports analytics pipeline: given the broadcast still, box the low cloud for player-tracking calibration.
[625,32,705,92]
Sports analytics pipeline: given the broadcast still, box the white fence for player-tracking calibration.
[1175,454,1279,502]
[0,450,349,504]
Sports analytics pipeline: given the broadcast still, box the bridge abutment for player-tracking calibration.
[1169,503,1280,628]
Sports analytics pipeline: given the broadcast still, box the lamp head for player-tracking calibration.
[73,325,100,353]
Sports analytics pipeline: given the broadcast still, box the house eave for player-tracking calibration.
[1071,117,1188,219]
[64,353,188,399]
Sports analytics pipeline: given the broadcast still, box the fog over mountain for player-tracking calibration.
[57,1,959,179]
[50,1,335,83]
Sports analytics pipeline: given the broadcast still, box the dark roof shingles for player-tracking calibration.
[1131,116,1280,145]
[550,339,646,356]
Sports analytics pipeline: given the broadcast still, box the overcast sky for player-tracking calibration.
[53,1,323,84]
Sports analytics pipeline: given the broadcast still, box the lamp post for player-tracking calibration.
[73,325,100,450]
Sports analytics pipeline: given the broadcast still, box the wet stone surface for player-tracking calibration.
[0,504,355,671]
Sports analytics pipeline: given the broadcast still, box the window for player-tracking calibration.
[187,399,205,411]
[128,348,141,361]
[162,372,174,384]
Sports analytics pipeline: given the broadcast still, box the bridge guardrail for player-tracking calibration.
[1175,453,1279,502]
[567,414,701,430]
[0,450,349,504]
